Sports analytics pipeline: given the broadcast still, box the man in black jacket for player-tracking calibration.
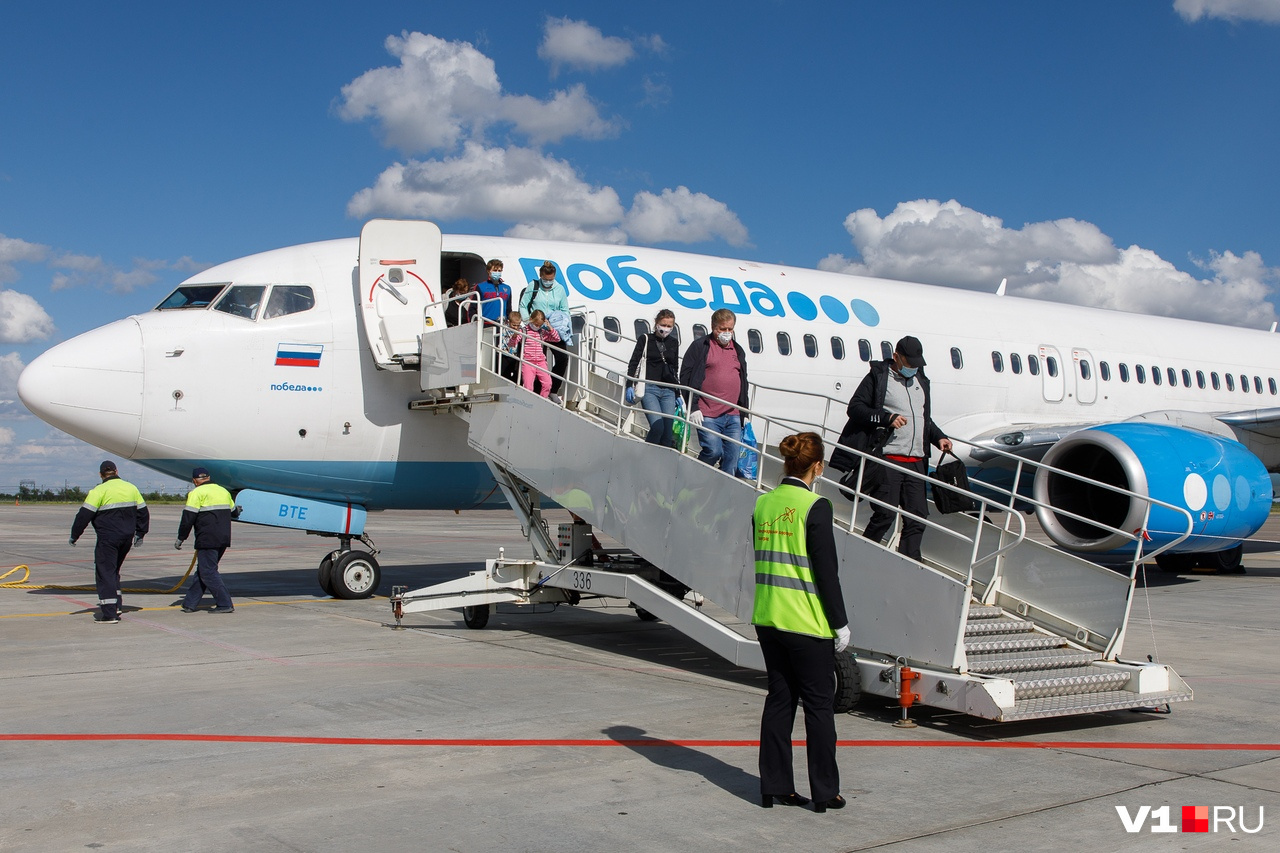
[679,308,750,474]
[175,467,236,613]
[831,336,951,561]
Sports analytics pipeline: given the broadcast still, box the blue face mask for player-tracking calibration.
[899,366,918,378]
[490,271,502,282]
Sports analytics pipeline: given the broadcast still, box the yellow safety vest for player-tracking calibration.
[751,484,834,638]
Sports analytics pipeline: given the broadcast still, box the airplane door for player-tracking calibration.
[358,219,445,370]
[1038,344,1066,403]
[1072,348,1097,404]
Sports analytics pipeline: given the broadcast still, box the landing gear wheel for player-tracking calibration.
[1155,552,1195,574]
[330,550,381,599]
[634,606,659,622]
[317,550,341,596]
[833,651,861,714]
[462,604,490,629]
[1204,544,1245,574]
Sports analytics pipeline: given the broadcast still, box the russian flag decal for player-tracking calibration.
[275,343,323,367]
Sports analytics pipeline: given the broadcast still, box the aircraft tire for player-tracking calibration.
[833,651,861,714]
[331,550,381,599]
[1154,553,1196,574]
[317,551,340,597]
[1203,544,1245,574]
[634,605,659,622]
[462,604,490,629]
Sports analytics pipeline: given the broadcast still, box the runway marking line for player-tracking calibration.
[1,734,1278,751]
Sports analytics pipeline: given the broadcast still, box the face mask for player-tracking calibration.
[540,278,555,289]
[655,326,673,338]
[490,271,502,282]
[899,366,918,378]
[716,331,733,344]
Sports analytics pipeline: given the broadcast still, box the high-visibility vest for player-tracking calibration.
[751,484,834,638]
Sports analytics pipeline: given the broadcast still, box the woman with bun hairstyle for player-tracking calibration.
[624,308,680,447]
[752,432,851,813]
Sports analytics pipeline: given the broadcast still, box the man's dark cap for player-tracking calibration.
[895,336,926,368]
[191,467,210,479]
[99,460,117,474]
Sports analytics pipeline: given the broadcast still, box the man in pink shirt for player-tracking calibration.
[679,308,750,474]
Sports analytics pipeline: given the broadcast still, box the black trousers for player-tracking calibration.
[544,340,567,395]
[94,537,132,618]
[862,456,929,560]
[756,626,840,801]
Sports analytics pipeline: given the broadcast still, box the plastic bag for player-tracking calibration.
[672,396,688,452]
[737,421,759,480]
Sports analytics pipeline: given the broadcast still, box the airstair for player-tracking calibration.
[392,311,1193,723]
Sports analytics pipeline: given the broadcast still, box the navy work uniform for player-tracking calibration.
[176,469,236,612]
[752,478,848,807]
[70,461,149,623]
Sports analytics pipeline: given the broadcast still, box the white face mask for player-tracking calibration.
[539,277,555,288]
[655,325,673,338]
[716,331,733,344]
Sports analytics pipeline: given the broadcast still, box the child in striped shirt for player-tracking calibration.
[520,309,562,397]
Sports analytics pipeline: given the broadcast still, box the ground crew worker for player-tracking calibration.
[752,432,850,813]
[175,467,236,613]
[70,460,149,623]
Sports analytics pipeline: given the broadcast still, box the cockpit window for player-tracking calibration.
[213,285,266,320]
[263,285,315,319]
[156,283,228,310]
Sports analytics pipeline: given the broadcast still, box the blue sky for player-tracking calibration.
[2,0,1279,490]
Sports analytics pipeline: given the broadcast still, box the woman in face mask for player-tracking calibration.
[625,309,681,447]
[521,262,571,402]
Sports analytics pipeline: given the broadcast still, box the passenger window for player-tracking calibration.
[1255,376,1263,394]
[1167,367,1177,387]
[1136,365,1146,384]
[1079,359,1091,380]
[777,332,792,356]
[1099,361,1111,381]
[950,347,963,370]
[1119,363,1129,382]
[1241,374,1250,393]
[603,316,621,342]
[880,341,893,360]
[803,334,818,358]
[991,351,1004,373]
[1226,373,1234,391]
[634,319,651,339]
[263,285,315,319]
[1182,369,1192,388]
[213,285,266,320]
[1010,353,1022,374]
[747,328,762,353]
[1270,378,1277,395]
[693,324,707,340]
[1046,356,1059,378]
[858,339,872,362]
[831,337,846,360]
[1212,372,1221,390]
[1196,370,1206,389]
[1152,367,1162,386]
[1028,354,1040,376]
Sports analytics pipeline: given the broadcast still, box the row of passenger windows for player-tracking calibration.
[603,317,1279,397]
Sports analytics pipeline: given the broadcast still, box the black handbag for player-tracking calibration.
[930,450,976,514]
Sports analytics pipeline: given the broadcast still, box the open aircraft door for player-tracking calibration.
[359,219,445,370]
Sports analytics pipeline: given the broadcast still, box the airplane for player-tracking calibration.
[18,218,1278,598]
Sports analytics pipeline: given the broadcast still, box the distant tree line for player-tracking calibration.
[3,485,185,503]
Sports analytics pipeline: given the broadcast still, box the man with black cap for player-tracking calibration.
[175,467,236,613]
[70,460,150,623]
[829,336,952,561]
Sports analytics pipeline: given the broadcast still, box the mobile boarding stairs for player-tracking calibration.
[390,311,1193,723]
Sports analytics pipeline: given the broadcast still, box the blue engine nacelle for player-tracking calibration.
[1033,423,1272,554]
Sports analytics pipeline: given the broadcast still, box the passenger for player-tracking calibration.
[474,259,512,326]
[837,335,952,561]
[174,467,236,613]
[519,309,562,399]
[69,460,150,623]
[520,261,569,404]
[625,308,681,448]
[444,278,477,327]
[499,310,523,383]
[679,308,749,474]
[753,432,850,813]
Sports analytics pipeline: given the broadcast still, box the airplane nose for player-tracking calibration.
[18,318,144,457]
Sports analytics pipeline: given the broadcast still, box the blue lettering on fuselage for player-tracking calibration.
[517,257,880,326]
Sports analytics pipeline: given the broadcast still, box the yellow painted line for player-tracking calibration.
[0,597,383,618]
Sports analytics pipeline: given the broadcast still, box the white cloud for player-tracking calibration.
[336,31,620,154]
[0,291,55,343]
[0,235,51,285]
[624,186,750,247]
[1174,0,1280,23]
[537,18,664,76]
[0,352,27,416]
[819,198,1278,328]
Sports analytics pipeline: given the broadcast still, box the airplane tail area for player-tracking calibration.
[391,313,1193,723]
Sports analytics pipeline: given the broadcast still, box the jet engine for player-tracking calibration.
[1033,423,1272,554]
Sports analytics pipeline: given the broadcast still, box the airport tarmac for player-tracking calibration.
[2,504,1278,852]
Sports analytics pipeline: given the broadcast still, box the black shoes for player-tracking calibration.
[813,795,846,813]
[211,606,235,614]
[761,793,810,809]
[180,606,198,613]
[93,613,121,624]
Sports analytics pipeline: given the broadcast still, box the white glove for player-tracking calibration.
[690,409,705,427]
[174,539,184,550]
[834,625,851,653]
